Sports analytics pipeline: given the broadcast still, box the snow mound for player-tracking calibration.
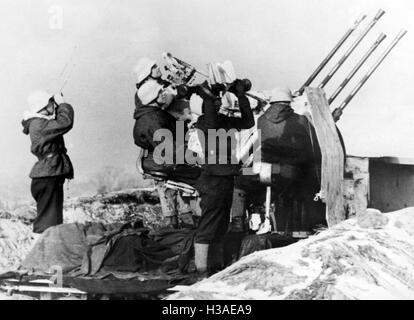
[169,208,414,300]
[0,219,39,273]
[63,189,163,228]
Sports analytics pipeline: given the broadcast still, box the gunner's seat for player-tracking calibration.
[136,147,198,196]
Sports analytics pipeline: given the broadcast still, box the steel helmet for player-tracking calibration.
[134,57,157,84]
[137,79,164,105]
[27,90,53,113]
[267,87,293,103]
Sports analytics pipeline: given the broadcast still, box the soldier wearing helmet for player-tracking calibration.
[132,58,200,228]
[22,90,74,233]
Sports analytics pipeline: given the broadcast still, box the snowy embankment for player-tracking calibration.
[0,188,161,273]
[169,208,414,300]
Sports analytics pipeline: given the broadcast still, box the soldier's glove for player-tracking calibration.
[196,81,220,101]
[228,79,252,97]
[176,84,189,99]
[210,83,226,96]
[332,107,343,123]
[53,92,65,105]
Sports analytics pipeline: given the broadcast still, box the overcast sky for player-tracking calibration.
[0,0,413,196]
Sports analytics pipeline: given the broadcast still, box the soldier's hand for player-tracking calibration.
[228,79,251,96]
[196,81,218,100]
[210,83,226,96]
[176,84,189,98]
[332,107,343,122]
[53,92,65,105]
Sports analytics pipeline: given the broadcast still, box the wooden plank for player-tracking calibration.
[305,87,345,226]
[1,284,87,295]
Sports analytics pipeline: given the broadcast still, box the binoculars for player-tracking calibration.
[240,78,253,92]
[176,78,252,99]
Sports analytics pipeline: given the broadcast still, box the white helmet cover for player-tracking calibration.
[267,87,293,103]
[134,57,157,84]
[137,79,164,105]
[27,90,53,114]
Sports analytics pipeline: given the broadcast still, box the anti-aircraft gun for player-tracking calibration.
[292,9,407,228]
[143,12,407,235]
[212,9,408,236]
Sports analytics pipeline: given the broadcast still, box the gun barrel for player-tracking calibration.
[245,92,268,104]
[338,29,408,111]
[319,9,386,89]
[297,14,366,95]
[328,33,387,104]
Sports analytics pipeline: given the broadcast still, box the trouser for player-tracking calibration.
[273,194,327,232]
[301,198,327,231]
[234,175,266,208]
[195,173,234,244]
[230,186,247,219]
[31,176,65,234]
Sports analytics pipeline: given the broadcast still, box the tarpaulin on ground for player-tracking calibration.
[21,222,117,273]
[21,222,196,277]
[152,228,196,272]
[79,227,194,276]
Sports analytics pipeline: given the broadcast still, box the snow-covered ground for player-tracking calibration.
[0,219,39,273]
[2,187,414,300]
[169,208,414,300]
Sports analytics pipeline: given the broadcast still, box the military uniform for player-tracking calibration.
[22,103,74,233]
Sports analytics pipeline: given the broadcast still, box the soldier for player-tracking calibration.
[256,87,325,231]
[22,91,74,233]
[133,63,200,228]
[190,80,255,277]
